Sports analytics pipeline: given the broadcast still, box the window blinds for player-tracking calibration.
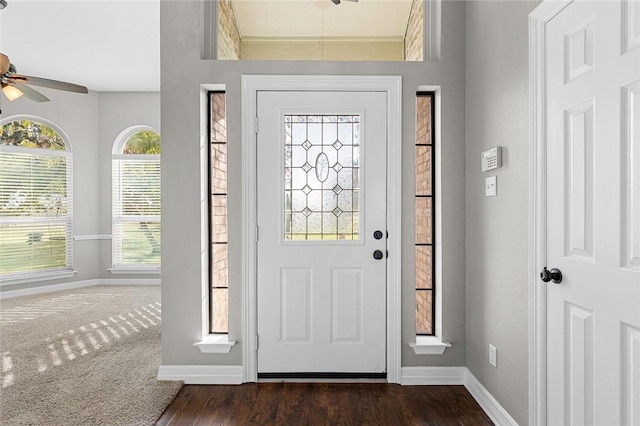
[0,147,73,280]
[112,155,161,267]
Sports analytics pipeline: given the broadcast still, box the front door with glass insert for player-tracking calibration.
[257,91,387,375]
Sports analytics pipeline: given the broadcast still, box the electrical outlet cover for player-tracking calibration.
[489,344,497,368]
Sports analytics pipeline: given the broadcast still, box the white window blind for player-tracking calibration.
[0,145,73,281]
[112,154,161,267]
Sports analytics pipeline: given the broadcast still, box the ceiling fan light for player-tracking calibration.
[3,85,23,101]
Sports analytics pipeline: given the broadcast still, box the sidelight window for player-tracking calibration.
[209,92,229,334]
[415,92,435,336]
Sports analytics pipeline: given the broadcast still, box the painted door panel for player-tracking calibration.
[545,1,640,423]
[256,91,388,374]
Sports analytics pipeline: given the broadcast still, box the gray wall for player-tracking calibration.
[0,91,160,293]
[160,0,467,367]
[464,1,539,424]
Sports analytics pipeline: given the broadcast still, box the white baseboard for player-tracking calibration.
[0,278,161,299]
[100,279,161,286]
[465,370,519,426]
[157,365,243,385]
[0,279,100,299]
[400,366,467,385]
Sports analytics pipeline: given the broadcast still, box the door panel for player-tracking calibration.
[545,0,640,424]
[256,91,387,374]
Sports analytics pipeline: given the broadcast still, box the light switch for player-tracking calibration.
[485,176,497,197]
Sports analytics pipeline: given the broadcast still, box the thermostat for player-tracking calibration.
[481,147,502,172]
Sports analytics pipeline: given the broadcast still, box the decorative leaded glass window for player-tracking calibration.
[284,115,360,241]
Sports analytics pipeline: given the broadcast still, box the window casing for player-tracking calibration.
[415,92,435,335]
[112,128,161,271]
[209,92,229,333]
[0,118,73,284]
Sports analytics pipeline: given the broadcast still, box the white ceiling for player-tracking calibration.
[0,0,413,92]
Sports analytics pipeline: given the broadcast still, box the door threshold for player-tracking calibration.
[257,372,387,383]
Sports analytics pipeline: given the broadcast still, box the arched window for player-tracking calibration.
[112,127,161,271]
[0,117,73,283]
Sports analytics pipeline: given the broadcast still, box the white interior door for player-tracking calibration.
[256,91,387,374]
[545,0,640,424]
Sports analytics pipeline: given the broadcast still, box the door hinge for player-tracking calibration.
[256,334,259,350]
[256,226,259,242]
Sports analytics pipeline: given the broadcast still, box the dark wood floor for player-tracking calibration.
[156,383,493,425]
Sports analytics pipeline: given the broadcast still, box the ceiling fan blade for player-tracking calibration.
[0,53,9,75]
[11,74,88,94]
[9,81,50,102]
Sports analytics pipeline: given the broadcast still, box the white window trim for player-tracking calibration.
[0,116,74,285]
[109,266,160,275]
[111,126,161,271]
[241,75,402,383]
[409,85,448,355]
[194,334,236,354]
[197,84,228,348]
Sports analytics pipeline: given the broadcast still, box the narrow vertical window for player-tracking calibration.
[210,92,228,333]
[415,92,435,335]
[112,129,161,270]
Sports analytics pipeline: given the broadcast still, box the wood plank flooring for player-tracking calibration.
[156,383,493,425]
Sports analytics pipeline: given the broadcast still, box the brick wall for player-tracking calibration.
[405,0,424,61]
[218,0,241,60]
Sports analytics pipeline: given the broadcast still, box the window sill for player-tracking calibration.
[409,336,451,355]
[109,267,160,275]
[194,335,236,354]
[0,269,76,287]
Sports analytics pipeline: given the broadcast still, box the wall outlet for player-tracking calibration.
[489,344,498,368]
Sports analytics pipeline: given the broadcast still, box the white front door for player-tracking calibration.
[545,0,640,423]
[256,91,387,375]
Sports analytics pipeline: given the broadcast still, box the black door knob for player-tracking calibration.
[540,267,563,284]
[373,230,384,240]
[373,250,384,260]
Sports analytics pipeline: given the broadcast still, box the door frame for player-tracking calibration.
[241,75,402,383]
[529,1,574,424]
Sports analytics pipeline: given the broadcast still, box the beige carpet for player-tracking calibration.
[0,285,182,426]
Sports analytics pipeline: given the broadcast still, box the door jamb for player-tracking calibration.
[529,2,573,425]
[241,75,403,383]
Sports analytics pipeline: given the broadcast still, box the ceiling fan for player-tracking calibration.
[331,0,358,5]
[1,53,88,103]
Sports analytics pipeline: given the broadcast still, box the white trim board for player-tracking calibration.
[529,1,574,425]
[0,278,161,299]
[465,370,519,426]
[241,75,403,384]
[400,366,466,385]
[157,365,243,385]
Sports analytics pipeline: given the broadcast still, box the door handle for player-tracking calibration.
[373,250,384,260]
[540,267,563,284]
